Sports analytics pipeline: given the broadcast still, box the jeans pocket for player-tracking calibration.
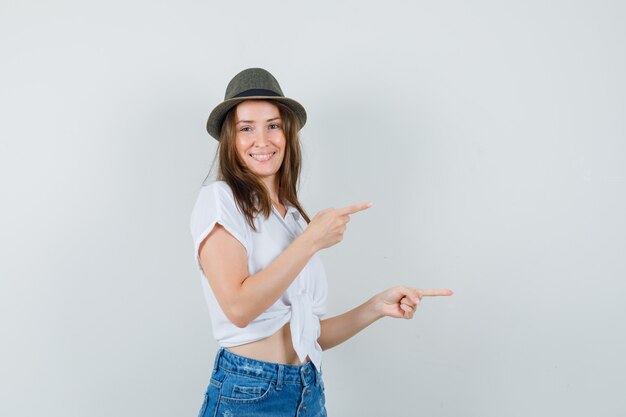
[233,384,264,397]
[220,373,273,404]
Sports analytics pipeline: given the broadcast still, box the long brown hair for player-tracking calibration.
[213,100,311,231]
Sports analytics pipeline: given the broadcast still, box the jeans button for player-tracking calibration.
[304,368,310,375]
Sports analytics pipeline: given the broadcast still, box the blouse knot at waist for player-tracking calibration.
[289,291,324,371]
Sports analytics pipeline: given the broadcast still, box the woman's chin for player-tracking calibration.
[250,169,279,178]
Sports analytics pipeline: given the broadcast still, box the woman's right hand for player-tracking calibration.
[303,201,373,251]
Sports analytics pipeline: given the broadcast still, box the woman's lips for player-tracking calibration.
[250,152,276,162]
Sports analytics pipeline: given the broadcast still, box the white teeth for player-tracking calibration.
[250,152,275,161]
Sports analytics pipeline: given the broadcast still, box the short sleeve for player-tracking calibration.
[189,181,250,274]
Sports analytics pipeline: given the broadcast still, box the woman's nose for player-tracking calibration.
[253,129,270,145]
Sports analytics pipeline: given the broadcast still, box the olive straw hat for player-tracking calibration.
[206,67,307,141]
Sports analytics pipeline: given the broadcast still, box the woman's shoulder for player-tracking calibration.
[192,181,239,212]
[201,179,230,191]
[191,180,246,226]
[199,180,235,198]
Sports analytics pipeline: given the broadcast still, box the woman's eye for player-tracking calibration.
[269,123,281,129]
[241,126,252,132]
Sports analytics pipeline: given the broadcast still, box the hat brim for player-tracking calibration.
[207,96,307,141]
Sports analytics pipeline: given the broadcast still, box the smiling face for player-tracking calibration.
[234,100,286,190]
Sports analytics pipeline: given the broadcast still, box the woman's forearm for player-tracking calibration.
[317,296,383,351]
[235,233,318,327]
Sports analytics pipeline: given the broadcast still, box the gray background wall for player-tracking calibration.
[1,1,625,416]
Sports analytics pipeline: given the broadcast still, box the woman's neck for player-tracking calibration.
[261,176,280,202]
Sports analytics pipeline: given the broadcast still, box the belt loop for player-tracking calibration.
[212,347,224,375]
[275,364,284,391]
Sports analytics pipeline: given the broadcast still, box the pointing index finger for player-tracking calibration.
[339,201,373,216]
[419,289,454,297]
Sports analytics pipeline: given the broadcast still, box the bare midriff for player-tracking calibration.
[226,321,311,365]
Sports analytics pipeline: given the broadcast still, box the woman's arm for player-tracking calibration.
[200,225,318,328]
[317,286,453,350]
[317,296,382,351]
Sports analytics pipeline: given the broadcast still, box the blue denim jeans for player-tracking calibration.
[197,347,327,417]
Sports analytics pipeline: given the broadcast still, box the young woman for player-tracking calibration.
[190,67,453,416]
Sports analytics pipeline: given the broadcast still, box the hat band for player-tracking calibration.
[232,88,282,98]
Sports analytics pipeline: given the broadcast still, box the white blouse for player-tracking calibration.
[189,180,328,371]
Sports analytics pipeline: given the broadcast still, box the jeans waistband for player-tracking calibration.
[212,347,320,388]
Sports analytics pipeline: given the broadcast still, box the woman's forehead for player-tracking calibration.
[235,100,281,121]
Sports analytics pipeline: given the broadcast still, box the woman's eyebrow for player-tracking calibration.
[236,117,281,125]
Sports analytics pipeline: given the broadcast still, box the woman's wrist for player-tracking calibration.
[367,294,385,321]
[296,230,320,255]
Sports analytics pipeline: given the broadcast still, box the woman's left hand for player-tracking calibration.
[372,286,454,319]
